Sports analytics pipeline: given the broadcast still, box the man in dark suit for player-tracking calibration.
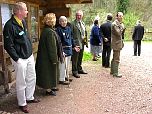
[100,13,113,68]
[70,10,88,78]
[132,20,144,56]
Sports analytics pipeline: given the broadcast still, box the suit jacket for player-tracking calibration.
[111,19,125,51]
[100,20,112,46]
[70,19,87,49]
[132,24,144,40]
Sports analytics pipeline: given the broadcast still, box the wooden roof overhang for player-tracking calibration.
[24,0,93,17]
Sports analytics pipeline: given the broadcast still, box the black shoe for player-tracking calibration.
[73,74,80,78]
[59,81,70,85]
[65,77,73,82]
[105,66,110,68]
[51,87,59,91]
[97,55,101,58]
[46,91,56,96]
[78,71,88,74]
[92,58,98,61]
[19,105,29,113]
[26,99,40,103]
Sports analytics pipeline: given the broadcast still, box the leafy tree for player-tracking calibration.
[117,0,129,14]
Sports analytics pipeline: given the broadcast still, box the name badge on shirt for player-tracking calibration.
[63,33,65,36]
[19,31,24,36]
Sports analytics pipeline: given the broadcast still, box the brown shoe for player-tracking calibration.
[26,99,40,103]
[19,105,29,113]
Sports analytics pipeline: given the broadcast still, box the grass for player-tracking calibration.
[82,51,92,61]
[82,51,102,64]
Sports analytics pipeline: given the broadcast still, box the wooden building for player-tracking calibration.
[0,0,93,93]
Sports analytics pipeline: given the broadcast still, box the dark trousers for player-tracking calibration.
[102,45,111,67]
[134,40,141,56]
[72,46,84,75]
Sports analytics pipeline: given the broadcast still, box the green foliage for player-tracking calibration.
[123,12,139,27]
[117,0,129,14]
[82,51,92,61]
[82,51,102,64]
[68,0,152,41]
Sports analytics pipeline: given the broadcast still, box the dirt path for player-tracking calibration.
[0,42,152,114]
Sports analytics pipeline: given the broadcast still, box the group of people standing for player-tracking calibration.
[36,10,88,96]
[36,10,88,97]
[90,12,144,78]
[90,12,125,77]
[3,1,144,113]
[3,2,88,113]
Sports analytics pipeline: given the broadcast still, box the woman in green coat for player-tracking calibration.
[36,13,64,96]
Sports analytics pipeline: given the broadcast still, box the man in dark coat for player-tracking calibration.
[132,20,144,56]
[70,10,88,78]
[100,13,113,68]
[3,2,39,113]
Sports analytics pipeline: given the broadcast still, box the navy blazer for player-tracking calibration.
[100,20,112,46]
[132,24,144,40]
[90,25,102,46]
[56,25,75,57]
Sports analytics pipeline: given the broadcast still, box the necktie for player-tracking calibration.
[79,22,85,37]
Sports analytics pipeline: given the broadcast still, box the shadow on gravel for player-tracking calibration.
[0,86,48,113]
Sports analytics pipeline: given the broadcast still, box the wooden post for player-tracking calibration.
[0,34,10,93]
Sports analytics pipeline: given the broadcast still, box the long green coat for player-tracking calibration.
[36,26,59,89]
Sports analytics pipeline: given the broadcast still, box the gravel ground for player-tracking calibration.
[0,42,152,114]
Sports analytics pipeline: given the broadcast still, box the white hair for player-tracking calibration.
[107,13,112,17]
[13,2,26,14]
[59,16,67,22]
[136,20,141,25]
[76,10,83,16]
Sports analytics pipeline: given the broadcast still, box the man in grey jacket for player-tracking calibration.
[70,10,88,78]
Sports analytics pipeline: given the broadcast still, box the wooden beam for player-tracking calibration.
[45,0,81,4]
[47,7,71,18]
[81,0,93,3]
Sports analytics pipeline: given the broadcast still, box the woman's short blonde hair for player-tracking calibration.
[42,13,56,26]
